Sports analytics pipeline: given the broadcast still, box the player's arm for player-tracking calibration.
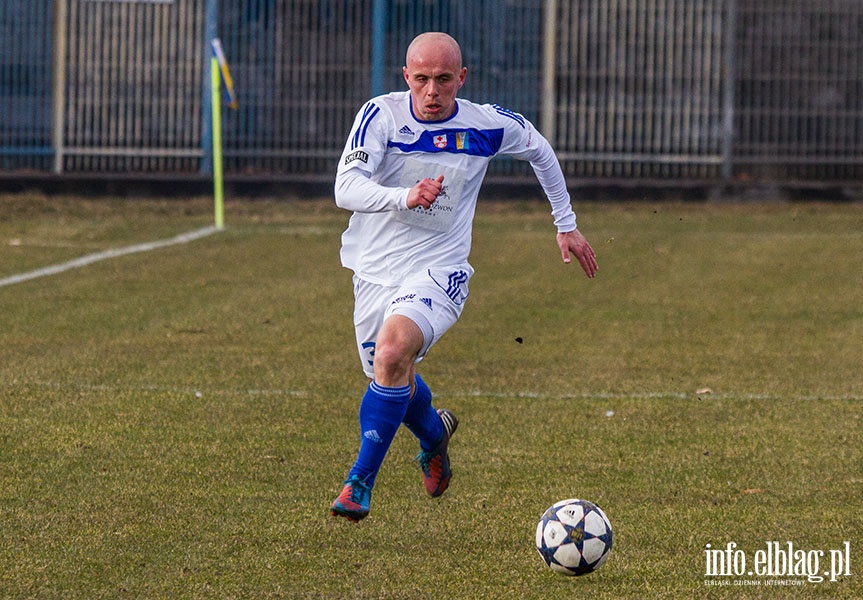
[507,119,598,278]
[334,101,408,212]
[335,170,445,213]
[334,101,444,213]
[531,141,598,278]
[335,169,409,212]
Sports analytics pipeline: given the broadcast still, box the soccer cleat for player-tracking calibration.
[415,408,458,497]
[330,476,372,523]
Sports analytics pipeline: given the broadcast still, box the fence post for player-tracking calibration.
[722,0,737,182]
[201,0,217,175]
[541,0,558,143]
[371,0,386,97]
[51,0,68,174]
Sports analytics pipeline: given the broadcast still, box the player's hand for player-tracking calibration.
[406,175,445,209]
[557,229,598,278]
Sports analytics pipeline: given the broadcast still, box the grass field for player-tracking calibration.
[0,192,861,598]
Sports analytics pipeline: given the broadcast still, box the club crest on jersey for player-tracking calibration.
[433,134,448,149]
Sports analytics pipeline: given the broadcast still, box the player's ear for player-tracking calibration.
[403,66,410,85]
[457,67,467,89]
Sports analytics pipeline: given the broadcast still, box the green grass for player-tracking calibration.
[0,193,861,598]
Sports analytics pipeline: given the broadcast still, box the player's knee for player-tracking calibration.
[371,341,414,382]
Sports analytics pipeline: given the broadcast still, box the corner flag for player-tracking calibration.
[211,38,239,110]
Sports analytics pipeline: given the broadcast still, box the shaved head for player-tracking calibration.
[406,32,463,70]
[403,32,466,121]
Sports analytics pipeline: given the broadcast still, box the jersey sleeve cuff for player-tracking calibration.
[554,213,577,233]
[396,189,410,211]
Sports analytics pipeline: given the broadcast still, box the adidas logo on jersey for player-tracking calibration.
[398,125,415,136]
[420,297,433,310]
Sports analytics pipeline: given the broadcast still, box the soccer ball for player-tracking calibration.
[535,498,613,576]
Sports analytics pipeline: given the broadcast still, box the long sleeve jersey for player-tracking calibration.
[335,90,576,286]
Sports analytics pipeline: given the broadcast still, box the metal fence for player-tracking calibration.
[1,0,54,172]
[62,0,207,173]
[734,0,863,181]
[550,0,729,180]
[2,0,862,184]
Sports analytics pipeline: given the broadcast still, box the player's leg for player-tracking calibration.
[372,314,424,387]
[374,312,456,497]
[331,379,412,522]
[391,266,469,449]
[331,269,470,519]
[331,283,424,522]
[403,373,459,497]
[347,315,424,487]
[401,373,442,447]
[387,267,470,496]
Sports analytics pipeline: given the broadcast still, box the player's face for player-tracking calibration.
[403,43,466,122]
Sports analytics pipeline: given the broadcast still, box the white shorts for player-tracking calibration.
[352,266,472,378]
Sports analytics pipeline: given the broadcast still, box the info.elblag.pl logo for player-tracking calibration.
[704,541,852,586]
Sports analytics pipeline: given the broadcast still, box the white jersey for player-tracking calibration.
[335,90,576,286]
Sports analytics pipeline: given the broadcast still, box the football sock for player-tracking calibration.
[347,381,411,489]
[402,374,445,452]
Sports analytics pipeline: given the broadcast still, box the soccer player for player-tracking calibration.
[330,32,597,522]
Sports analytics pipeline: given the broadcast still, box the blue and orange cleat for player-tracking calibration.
[415,408,458,497]
[330,475,372,523]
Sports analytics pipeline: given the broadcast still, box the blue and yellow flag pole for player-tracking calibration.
[210,38,238,230]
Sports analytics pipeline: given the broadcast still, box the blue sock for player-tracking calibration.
[402,374,444,452]
[347,381,411,489]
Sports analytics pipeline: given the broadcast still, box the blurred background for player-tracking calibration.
[2,0,862,195]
